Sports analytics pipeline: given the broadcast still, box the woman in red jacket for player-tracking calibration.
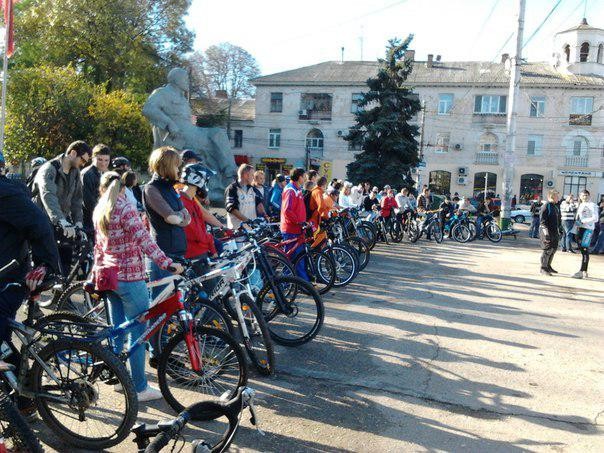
[380,188,398,226]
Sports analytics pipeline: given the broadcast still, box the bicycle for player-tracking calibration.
[0,387,44,453]
[474,214,503,243]
[35,262,248,416]
[409,210,443,244]
[133,386,262,453]
[0,260,138,450]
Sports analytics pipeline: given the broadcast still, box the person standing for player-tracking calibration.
[93,171,182,401]
[32,141,91,275]
[268,174,286,216]
[280,168,309,280]
[252,170,270,217]
[225,164,266,230]
[572,190,598,279]
[309,176,327,226]
[529,197,542,238]
[539,190,561,276]
[560,194,577,252]
[81,144,111,235]
[511,195,517,210]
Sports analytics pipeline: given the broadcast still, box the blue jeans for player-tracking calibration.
[562,220,575,251]
[529,216,540,238]
[282,232,309,281]
[107,280,150,393]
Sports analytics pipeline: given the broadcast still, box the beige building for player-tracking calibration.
[224,19,604,202]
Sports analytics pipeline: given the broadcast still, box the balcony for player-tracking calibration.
[472,113,507,126]
[298,109,332,121]
[475,152,499,165]
[565,155,589,167]
[569,114,592,126]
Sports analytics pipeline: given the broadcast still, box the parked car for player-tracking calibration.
[510,208,531,223]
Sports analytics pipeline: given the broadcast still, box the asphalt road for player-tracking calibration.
[32,224,604,452]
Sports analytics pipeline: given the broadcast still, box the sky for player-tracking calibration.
[186,0,604,76]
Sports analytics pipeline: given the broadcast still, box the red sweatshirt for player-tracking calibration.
[380,196,397,218]
[280,181,306,234]
[180,192,217,258]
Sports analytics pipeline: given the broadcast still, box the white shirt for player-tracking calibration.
[339,193,355,208]
[395,194,410,210]
[576,201,598,230]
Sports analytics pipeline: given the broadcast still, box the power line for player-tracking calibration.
[522,0,564,49]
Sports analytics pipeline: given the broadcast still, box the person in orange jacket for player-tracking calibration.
[308,176,328,228]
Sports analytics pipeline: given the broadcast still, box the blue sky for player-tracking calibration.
[187,0,604,76]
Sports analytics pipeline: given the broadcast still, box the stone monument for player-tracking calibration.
[142,68,236,201]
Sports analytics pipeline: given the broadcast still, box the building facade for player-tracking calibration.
[226,20,604,202]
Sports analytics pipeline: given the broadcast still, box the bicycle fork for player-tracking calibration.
[179,309,202,372]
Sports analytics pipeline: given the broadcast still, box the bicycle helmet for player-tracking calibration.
[180,163,216,190]
[30,157,47,169]
[111,156,131,169]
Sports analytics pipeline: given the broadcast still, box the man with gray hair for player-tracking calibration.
[539,189,561,276]
[225,164,267,229]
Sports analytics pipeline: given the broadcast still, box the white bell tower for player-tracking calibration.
[552,18,604,76]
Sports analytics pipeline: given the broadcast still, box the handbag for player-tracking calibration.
[93,265,118,292]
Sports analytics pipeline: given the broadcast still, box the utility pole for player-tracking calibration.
[417,100,426,189]
[501,0,526,229]
[484,172,489,199]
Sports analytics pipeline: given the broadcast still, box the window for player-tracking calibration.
[563,44,570,62]
[438,93,454,115]
[268,129,281,148]
[519,174,544,204]
[306,128,324,152]
[428,171,451,195]
[598,44,603,64]
[579,42,589,62]
[527,135,543,156]
[479,132,498,152]
[474,95,506,114]
[351,93,364,113]
[473,172,497,198]
[529,96,545,117]
[435,133,450,153]
[563,176,587,197]
[270,92,283,112]
[233,130,243,148]
[299,93,332,120]
[571,97,593,114]
[569,136,588,156]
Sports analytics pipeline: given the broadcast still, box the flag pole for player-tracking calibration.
[0,18,9,161]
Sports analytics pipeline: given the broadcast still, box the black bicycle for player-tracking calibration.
[133,386,262,453]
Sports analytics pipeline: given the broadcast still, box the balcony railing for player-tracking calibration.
[472,113,507,125]
[299,110,332,121]
[565,155,589,167]
[475,152,499,165]
[569,114,592,126]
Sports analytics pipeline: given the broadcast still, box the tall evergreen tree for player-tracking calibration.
[345,35,421,188]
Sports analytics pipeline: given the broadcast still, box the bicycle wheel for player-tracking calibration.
[266,252,295,277]
[238,294,274,375]
[485,222,503,243]
[408,220,420,243]
[294,249,335,295]
[257,275,324,346]
[346,236,370,271]
[56,281,107,324]
[356,224,377,250]
[466,221,477,241]
[31,339,137,450]
[328,245,357,287]
[0,390,44,453]
[158,326,247,415]
[431,223,444,243]
[389,220,404,243]
[451,223,471,243]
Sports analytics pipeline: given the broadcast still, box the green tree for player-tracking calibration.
[14,0,194,92]
[345,35,420,188]
[88,90,153,169]
[4,65,95,164]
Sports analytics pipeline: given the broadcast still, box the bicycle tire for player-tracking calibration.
[266,252,295,277]
[408,221,420,243]
[257,275,324,346]
[327,245,357,287]
[432,223,444,243]
[356,224,377,250]
[31,338,138,450]
[389,220,404,243]
[158,326,247,415]
[294,249,335,295]
[0,390,44,453]
[238,294,275,375]
[56,281,107,324]
[451,223,471,243]
[346,236,370,271]
[486,222,503,243]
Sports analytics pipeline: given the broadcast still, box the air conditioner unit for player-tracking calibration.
[546,180,554,188]
[458,167,468,175]
[454,143,463,151]
[299,109,308,117]
[458,176,468,185]
[337,130,344,137]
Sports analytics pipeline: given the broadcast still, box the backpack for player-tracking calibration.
[28,159,61,199]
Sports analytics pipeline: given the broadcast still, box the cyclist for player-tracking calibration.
[362,187,380,220]
[93,171,183,401]
[81,144,111,235]
[31,141,91,276]
[0,166,59,390]
[268,174,286,216]
[225,164,267,230]
[281,167,309,281]
[476,196,491,239]
[380,188,397,228]
[111,156,131,173]
[24,156,47,195]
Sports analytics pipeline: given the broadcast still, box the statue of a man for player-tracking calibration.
[142,68,236,200]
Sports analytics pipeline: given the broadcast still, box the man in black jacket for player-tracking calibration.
[539,190,561,276]
[0,171,60,365]
[81,144,111,235]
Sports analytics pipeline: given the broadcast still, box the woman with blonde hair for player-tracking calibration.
[93,171,183,401]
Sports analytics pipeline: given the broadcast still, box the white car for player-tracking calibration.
[511,208,531,223]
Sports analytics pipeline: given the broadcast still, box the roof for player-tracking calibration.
[191,98,255,122]
[557,18,604,34]
[252,60,604,88]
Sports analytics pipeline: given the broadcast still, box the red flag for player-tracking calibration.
[2,0,14,58]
